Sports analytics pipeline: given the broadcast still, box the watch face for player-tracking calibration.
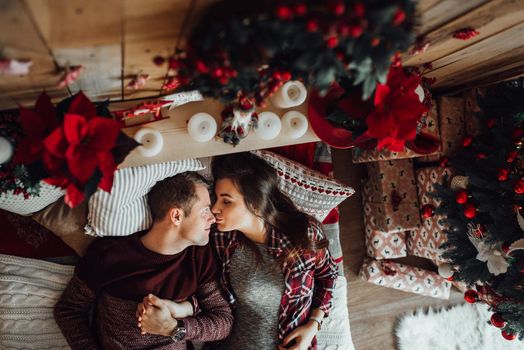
[171,322,186,342]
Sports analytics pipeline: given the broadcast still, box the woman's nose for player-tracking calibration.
[211,202,220,214]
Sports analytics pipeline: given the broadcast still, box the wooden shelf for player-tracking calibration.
[114,97,319,168]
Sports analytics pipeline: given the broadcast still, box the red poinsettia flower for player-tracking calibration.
[14,93,58,164]
[363,66,428,152]
[43,114,120,207]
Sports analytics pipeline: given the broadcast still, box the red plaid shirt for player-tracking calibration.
[211,218,338,349]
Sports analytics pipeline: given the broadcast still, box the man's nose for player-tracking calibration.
[208,211,216,224]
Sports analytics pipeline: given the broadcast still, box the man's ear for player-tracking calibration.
[169,208,184,226]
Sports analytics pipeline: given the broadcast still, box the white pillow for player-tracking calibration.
[85,159,204,237]
[0,182,65,216]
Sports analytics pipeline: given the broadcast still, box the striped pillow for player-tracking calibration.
[85,159,204,237]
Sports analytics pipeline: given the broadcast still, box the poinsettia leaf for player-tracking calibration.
[111,132,139,165]
[96,99,112,118]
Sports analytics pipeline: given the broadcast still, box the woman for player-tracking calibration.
[210,152,338,350]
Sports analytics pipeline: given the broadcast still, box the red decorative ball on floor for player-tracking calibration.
[455,190,469,204]
[463,203,477,219]
[421,204,435,219]
[464,290,479,303]
[514,179,524,195]
[462,135,473,147]
[497,168,509,181]
[501,330,517,341]
[439,156,449,167]
[506,150,518,163]
[490,313,506,328]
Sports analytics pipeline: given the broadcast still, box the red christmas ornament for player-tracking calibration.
[293,3,307,16]
[282,71,292,81]
[212,67,224,78]
[497,168,509,181]
[326,36,339,48]
[348,24,363,38]
[306,19,319,32]
[490,313,506,328]
[506,150,518,163]
[337,23,350,36]
[455,190,469,204]
[501,330,517,341]
[487,118,495,128]
[512,128,524,140]
[330,1,345,16]
[463,203,477,219]
[276,5,293,20]
[371,37,381,47]
[218,76,229,85]
[272,71,283,80]
[453,27,480,40]
[462,135,473,147]
[392,8,406,26]
[514,179,524,195]
[446,275,455,281]
[153,55,165,66]
[439,156,449,167]
[464,290,479,303]
[421,204,435,219]
[353,2,365,17]
[475,152,487,160]
[195,59,209,73]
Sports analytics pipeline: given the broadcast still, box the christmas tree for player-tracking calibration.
[436,78,524,341]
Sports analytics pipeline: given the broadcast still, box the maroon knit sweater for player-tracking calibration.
[54,233,233,349]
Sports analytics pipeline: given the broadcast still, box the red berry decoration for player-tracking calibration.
[195,59,209,73]
[490,313,506,328]
[506,150,518,163]
[330,1,345,16]
[306,19,319,32]
[371,37,381,47]
[463,203,477,219]
[514,179,524,195]
[455,190,468,204]
[294,3,307,16]
[497,168,509,181]
[513,128,524,140]
[353,2,365,17]
[453,27,480,40]
[464,290,479,303]
[439,156,449,167]
[462,135,473,147]
[212,67,224,78]
[421,204,435,219]
[276,5,293,20]
[282,71,292,81]
[348,24,363,38]
[326,36,339,48]
[393,8,406,26]
[501,330,517,341]
[272,71,283,80]
[487,118,495,128]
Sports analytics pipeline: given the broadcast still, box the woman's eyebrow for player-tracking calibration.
[218,193,233,198]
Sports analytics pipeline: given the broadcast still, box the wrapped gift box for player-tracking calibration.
[352,101,440,163]
[407,166,454,264]
[438,96,465,157]
[365,159,421,233]
[359,257,452,299]
[362,181,407,259]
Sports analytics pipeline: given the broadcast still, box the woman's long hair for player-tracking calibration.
[211,152,328,260]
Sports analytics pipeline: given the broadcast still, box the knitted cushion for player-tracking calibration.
[85,159,204,237]
[0,182,65,216]
[252,150,354,222]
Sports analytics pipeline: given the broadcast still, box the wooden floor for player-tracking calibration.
[331,149,464,350]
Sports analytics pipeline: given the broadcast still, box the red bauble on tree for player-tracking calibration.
[462,135,473,147]
[475,152,487,160]
[501,330,517,341]
[464,290,479,303]
[512,127,524,140]
[455,190,469,204]
[506,150,518,163]
[490,313,506,328]
[463,203,477,219]
[421,204,435,219]
[329,1,345,16]
[513,179,524,195]
[293,3,307,16]
[276,5,293,20]
[497,168,509,181]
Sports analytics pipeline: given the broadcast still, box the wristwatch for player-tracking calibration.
[309,316,323,330]
[170,320,186,341]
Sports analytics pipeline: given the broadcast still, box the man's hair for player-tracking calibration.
[147,172,209,222]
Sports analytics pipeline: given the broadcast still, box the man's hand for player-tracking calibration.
[278,320,318,350]
[136,294,178,336]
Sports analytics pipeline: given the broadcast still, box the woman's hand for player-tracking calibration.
[278,320,319,350]
[135,294,181,336]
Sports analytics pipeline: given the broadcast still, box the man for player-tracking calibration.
[54,172,233,349]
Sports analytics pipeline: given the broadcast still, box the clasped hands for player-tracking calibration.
[135,294,192,336]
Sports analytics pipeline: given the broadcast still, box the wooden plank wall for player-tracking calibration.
[0,0,523,110]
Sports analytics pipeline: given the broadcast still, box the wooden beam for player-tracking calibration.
[417,0,489,35]
[404,0,524,66]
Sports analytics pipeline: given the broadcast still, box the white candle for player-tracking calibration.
[0,137,14,164]
[187,113,217,142]
[437,263,454,279]
[281,111,308,139]
[133,127,164,157]
[255,112,281,140]
[271,80,307,108]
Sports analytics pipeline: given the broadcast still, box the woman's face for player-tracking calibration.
[212,178,255,232]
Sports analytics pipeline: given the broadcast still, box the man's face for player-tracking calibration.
[179,184,216,246]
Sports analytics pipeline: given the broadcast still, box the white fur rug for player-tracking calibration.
[396,303,522,350]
